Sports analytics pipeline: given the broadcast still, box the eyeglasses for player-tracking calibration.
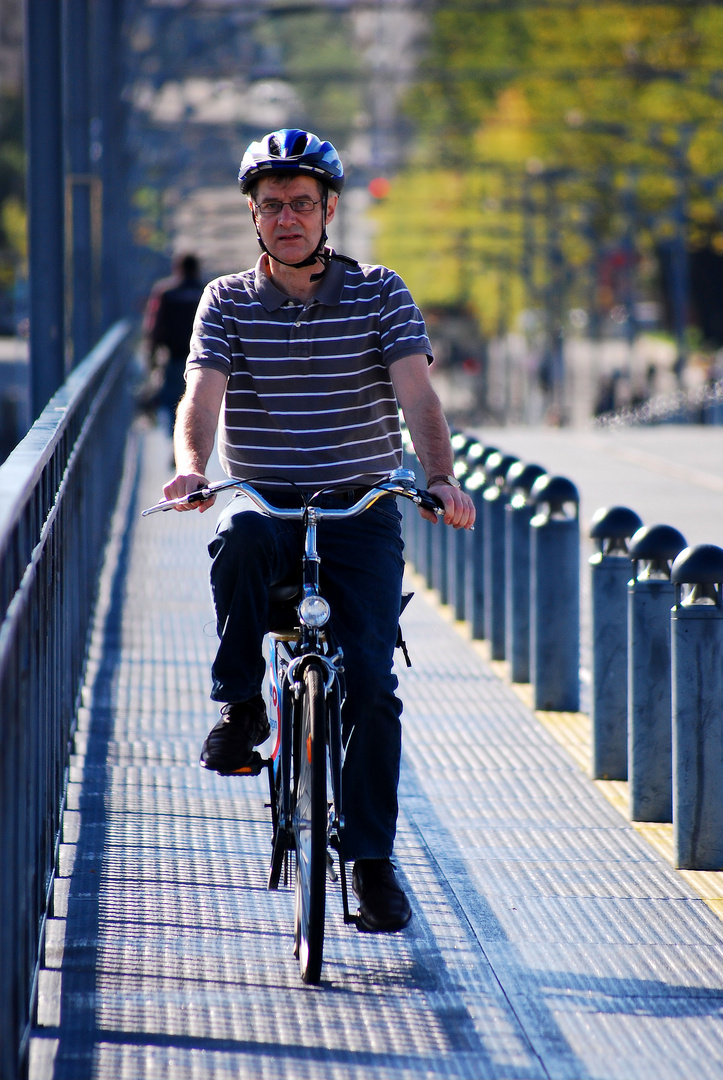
[254,198,321,216]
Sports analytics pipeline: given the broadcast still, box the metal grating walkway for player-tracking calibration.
[29,423,723,1080]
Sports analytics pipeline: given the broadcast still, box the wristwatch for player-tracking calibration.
[426,473,461,489]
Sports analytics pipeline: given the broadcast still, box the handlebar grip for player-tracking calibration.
[140,485,213,516]
[417,489,445,514]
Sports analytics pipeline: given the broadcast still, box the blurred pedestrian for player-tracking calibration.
[142,253,205,437]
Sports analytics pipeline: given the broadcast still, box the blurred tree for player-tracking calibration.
[376,3,723,350]
[0,90,25,331]
[254,9,364,141]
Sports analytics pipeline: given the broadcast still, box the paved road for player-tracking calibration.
[28,422,723,1080]
[477,424,723,550]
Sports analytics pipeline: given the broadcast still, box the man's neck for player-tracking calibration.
[263,253,324,303]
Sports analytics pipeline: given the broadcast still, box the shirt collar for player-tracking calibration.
[254,249,346,312]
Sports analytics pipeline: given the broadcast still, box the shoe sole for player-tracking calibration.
[352,876,413,933]
[199,750,265,776]
[355,906,412,933]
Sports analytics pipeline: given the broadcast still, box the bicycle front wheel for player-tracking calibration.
[293,661,327,984]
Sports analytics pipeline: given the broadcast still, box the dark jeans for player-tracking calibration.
[208,495,406,861]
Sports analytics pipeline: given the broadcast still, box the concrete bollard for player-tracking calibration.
[483,452,520,661]
[466,440,496,476]
[505,462,547,684]
[443,432,475,617]
[628,524,687,822]
[589,506,643,780]
[671,544,723,869]
[466,467,487,639]
[445,491,470,620]
[450,432,478,478]
[436,503,449,601]
[465,446,500,641]
[530,476,580,711]
[451,522,467,621]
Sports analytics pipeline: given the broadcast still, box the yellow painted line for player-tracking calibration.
[632,822,675,863]
[677,869,723,900]
[700,898,723,919]
[409,568,723,921]
[595,779,630,818]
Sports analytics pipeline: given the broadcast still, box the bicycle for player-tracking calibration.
[143,468,443,983]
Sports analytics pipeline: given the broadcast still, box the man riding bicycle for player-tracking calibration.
[162,128,475,933]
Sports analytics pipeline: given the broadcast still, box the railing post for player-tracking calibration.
[530,475,580,711]
[671,544,723,869]
[25,0,66,418]
[628,524,686,822]
[589,506,642,780]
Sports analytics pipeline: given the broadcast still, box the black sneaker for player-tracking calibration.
[352,858,412,932]
[200,694,270,775]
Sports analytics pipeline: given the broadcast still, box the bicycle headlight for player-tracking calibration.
[298,595,331,628]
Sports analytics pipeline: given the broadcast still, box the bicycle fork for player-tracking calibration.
[266,643,346,859]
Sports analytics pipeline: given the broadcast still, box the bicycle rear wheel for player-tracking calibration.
[293,662,327,983]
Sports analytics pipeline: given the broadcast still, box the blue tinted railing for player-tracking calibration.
[0,321,135,1080]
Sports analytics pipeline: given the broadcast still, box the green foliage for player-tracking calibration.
[132,185,170,253]
[2,198,26,260]
[375,2,723,336]
[0,91,25,270]
[255,10,364,140]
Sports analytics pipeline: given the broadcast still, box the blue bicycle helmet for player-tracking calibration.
[238,129,345,194]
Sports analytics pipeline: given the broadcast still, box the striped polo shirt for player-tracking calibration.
[186,250,432,489]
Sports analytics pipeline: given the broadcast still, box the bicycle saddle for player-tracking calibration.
[269,581,301,604]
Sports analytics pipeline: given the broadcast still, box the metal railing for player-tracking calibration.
[0,320,135,1080]
[594,376,723,428]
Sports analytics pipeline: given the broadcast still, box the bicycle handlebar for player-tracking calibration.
[141,472,446,520]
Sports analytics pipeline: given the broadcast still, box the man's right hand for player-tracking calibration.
[162,472,216,513]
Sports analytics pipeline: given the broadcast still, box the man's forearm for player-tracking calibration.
[391,354,475,528]
[173,394,217,477]
[402,388,455,483]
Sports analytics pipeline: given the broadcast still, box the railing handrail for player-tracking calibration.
[593,376,723,429]
[0,319,132,570]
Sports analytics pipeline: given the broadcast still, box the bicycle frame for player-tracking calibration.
[263,488,404,926]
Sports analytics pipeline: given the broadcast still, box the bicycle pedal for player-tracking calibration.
[228,751,265,777]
